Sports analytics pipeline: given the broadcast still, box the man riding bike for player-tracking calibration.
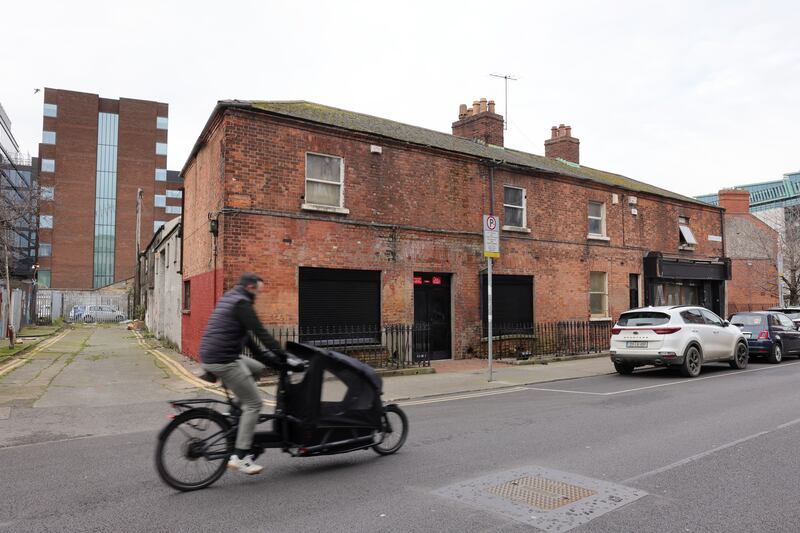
[199,272,293,475]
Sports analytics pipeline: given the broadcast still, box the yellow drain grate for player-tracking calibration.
[487,475,597,511]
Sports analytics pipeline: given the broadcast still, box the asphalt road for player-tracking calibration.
[3,330,800,532]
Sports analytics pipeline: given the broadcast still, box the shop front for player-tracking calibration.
[643,252,732,316]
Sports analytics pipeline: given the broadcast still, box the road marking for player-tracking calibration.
[132,331,276,407]
[399,386,530,406]
[0,330,70,378]
[622,415,800,485]
[525,387,608,396]
[526,360,800,397]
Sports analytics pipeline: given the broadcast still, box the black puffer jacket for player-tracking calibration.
[199,286,252,364]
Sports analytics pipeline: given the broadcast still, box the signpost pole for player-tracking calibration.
[483,213,499,383]
[488,256,493,382]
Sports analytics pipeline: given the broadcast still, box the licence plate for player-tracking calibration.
[626,341,648,348]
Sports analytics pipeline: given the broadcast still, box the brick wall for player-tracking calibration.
[181,107,726,358]
[181,119,226,359]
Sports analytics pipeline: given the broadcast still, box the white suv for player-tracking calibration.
[610,306,748,377]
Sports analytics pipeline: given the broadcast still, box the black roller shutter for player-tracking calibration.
[481,275,533,333]
[299,268,381,329]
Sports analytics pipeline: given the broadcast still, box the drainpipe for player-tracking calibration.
[178,187,184,275]
[720,208,727,316]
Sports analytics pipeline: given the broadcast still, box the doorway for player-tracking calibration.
[413,273,451,360]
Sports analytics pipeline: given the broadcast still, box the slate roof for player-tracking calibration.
[212,100,713,207]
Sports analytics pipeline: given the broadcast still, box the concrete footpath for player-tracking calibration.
[146,335,614,402]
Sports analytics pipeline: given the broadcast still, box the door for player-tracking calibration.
[413,273,451,360]
[776,313,800,354]
[700,309,728,359]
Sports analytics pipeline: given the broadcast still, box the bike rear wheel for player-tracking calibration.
[372,404,408,455]
[155,409,234,491]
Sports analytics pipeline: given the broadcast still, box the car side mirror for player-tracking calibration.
[722,320,730,327]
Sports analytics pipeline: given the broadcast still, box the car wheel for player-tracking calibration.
[729,342,749,369]
[84,315,95,323]
[767,343,782,364]
[614,362,635,375]
[680,345,702,377]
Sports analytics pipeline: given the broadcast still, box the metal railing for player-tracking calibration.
[476,320,612,360]
[268,323,431,369]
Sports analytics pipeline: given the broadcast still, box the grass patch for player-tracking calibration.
[18,325,60,337]
[86,353,109,361]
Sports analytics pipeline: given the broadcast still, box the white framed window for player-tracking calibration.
[303,152,345,210]
[588,201,606,238]
[156,142,168,156]
[42,131,56,144]
[156,116,168,130]
[40,215,53,229]
[154,220,165,233]
[155,194,166,207]
[39,243,52,257]
[503,186,526,229]
[166,189,182,198]
[590,271,608,318]
[155,168,167,181]
[41,159,55,172]
[165,205,182,214]
[41,186,55,201]
[678,215,697,248]
[43,103,57,117]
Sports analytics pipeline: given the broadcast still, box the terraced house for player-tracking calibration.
[180,98,730,361]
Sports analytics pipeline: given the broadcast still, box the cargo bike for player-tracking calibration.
[155,342,408,491]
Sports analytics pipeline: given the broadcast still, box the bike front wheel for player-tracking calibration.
[155,409,234,491]
[372,404,408,455]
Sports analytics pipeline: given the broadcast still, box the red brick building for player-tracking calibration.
[37,88,182,289]
[719,189,780,312]
[180,98,730,360]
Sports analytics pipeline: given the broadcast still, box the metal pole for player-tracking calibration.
[488,165,495,382]
[488,256,493,382]
[134,188,142,319]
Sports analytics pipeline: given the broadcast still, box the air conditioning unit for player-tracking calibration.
[628,196,638,205]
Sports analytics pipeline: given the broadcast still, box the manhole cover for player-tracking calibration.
[434,466,646,532]
[488,475,597,511]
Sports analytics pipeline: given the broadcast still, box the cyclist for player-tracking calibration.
[199,272,288,475]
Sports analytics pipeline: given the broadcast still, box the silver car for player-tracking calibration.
[82,305,126,323]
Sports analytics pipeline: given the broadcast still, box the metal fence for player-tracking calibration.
[267,323,431,369]
[475,320,612,360]
[35,290,130,324]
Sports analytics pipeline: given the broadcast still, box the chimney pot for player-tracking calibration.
[452,96,504,147]
[545,124,580,164]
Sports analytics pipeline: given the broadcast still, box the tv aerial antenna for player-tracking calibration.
[490,74,517,130]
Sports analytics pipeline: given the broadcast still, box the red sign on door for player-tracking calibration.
[413,276,423,285]
[432,276,442,285]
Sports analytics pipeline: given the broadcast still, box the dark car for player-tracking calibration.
[768,307,800,328]
[729,311,800,363]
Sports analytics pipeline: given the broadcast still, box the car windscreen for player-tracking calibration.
[730,314,766,335]
[616,312,671,326]
[786,313,800,320]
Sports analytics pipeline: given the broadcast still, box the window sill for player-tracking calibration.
[678,245,696,251]
[301,203,350,215]
[590,316,612,321]
[587,235,610,242]
[181,310,191,315]
[502,225,531,233]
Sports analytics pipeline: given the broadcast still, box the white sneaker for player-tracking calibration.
[227,454,263,475]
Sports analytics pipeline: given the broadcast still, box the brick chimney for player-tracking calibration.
[717,188,751,214]
[452,97,504,146]
[544,124,580,164]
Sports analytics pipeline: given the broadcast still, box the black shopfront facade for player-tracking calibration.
[643,252,732,317]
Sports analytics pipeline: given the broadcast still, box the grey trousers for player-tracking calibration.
[202,357,266,451]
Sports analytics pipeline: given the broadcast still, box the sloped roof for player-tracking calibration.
[212,100,713,207]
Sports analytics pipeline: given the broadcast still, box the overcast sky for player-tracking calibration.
[3,0,798,197]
